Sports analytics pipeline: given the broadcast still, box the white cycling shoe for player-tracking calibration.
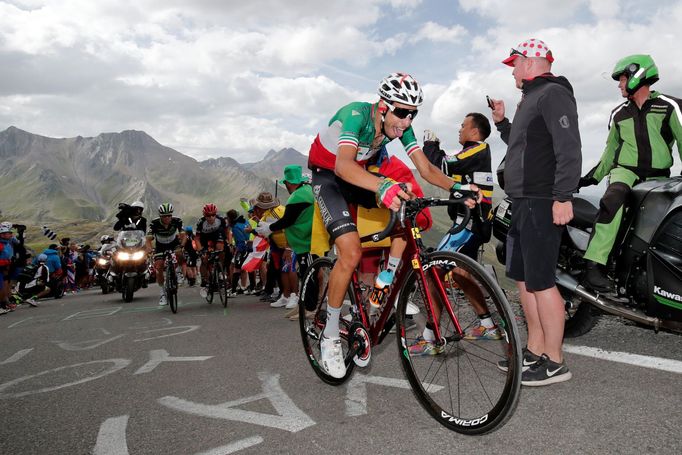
[320,336,346,379]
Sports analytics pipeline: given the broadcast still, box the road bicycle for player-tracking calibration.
[162,250,179,313]
[299,195,522,435]
[204,250,229,308]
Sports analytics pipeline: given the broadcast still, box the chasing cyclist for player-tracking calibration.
[195,203,228,295]
[307,72,477,378]
[146,203,185,306]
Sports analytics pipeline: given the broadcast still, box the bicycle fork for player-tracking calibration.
[413,254,464,345]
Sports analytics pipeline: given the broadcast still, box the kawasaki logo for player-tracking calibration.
[440,411,488,426]
[654,286,682,303]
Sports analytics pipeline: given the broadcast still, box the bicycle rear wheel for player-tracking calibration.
[166,262,178,314]
[395,251,521,435]
[298,257,356,385]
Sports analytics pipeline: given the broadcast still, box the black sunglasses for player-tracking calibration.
[509,48,526,58]
[386,102,418,120]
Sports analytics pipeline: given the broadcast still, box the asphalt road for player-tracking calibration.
[1,285,680,455]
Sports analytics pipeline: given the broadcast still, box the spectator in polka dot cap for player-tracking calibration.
[489,38,582,387]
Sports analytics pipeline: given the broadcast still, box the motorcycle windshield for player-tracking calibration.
[116,230,145,248]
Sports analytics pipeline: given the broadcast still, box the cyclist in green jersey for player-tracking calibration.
[580,55,682,292]
[307,73,478,378]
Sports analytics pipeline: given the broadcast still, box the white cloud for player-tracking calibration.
[415,22,466,44]
[1,0,681,179]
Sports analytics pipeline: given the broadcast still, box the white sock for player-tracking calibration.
[479,313,495,329]
[323,305,342,339]
[386,255,401,275]
[422,327,435,342]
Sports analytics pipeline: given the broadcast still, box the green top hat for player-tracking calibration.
[279,165,310,185]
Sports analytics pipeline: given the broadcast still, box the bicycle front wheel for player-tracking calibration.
[217,263,229,307]
[395,251,522,435]
[298,257,356,385]
[166,262,178,314]
[205,266,215,304]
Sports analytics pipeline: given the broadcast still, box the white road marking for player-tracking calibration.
[564,344,682,374]
[133,325,200,342]
[345,374,443,416]
[54,334,126,351]
[134,349,213,375]
[158,372,315,432]
[62,307,122,321]
[0,359,131,399]
[7,316,52,328]
[93,415,130,455]
[0,348,34,365]
[194,436,264,455]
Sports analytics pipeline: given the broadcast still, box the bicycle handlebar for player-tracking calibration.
[366,190,477,242]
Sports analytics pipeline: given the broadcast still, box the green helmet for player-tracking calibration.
[611,54,659,95]
[158,202,174,215]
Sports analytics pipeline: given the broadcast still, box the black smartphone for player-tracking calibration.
[486,95,495,110]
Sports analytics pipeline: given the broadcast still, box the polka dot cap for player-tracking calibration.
[502,38,554,66]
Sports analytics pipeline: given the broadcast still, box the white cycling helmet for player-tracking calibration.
[378,72,424,107]
[0,222,13,233]
[131,201,144,209]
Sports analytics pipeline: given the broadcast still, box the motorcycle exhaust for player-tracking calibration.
[555,270,661,331]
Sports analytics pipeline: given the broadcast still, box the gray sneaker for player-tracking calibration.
[521,354,572,386]
[497,347,541,372]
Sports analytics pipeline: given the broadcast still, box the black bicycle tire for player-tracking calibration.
[217,263,228,307]
[395,251,522,435]
[205,264,215,304]
[298,257,355,385]
[167,259,178,313]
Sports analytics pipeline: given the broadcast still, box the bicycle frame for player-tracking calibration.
[350,211,464,348]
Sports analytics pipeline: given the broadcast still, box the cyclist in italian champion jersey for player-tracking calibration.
[195,203,228,292]
[147,203,185,306]
[308,72,478,378]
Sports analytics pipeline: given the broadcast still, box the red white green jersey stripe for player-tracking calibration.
[308,101,419,170]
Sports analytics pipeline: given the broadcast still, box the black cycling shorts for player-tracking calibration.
[505,198,563,292]
[311,167,379,242]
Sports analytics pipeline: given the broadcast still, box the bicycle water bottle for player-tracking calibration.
[369,270,394,309]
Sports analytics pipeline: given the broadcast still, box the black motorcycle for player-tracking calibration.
[95,249,114,294]
[492,177,682,337]
[109,230,148,302]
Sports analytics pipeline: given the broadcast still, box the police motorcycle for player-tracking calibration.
[109,230,148,302]
[492,176,682,337]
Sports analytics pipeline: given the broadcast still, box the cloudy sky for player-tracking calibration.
[2,0,681,179]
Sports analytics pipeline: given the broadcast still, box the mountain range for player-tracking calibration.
[0,126,307,224]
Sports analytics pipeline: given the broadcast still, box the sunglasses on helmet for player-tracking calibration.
[509,48,527,59]
[386,102,418,120]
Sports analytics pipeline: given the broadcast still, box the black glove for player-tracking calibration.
[578,176,597,189]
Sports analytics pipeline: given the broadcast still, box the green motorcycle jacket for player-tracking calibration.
[587,91,682,182]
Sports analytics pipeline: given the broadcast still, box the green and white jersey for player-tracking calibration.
[308,101,420,170]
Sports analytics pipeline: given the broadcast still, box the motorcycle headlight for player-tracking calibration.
[97,258,108,265]
[132,251,145,261]
[118,252,131,261]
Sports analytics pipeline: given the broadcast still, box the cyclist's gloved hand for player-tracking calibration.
[450,182,479,209]
[255,221,273,237]
[376,178,408,211]
[423,129,439,143]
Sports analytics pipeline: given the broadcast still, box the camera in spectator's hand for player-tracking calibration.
[12,224,26,233]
